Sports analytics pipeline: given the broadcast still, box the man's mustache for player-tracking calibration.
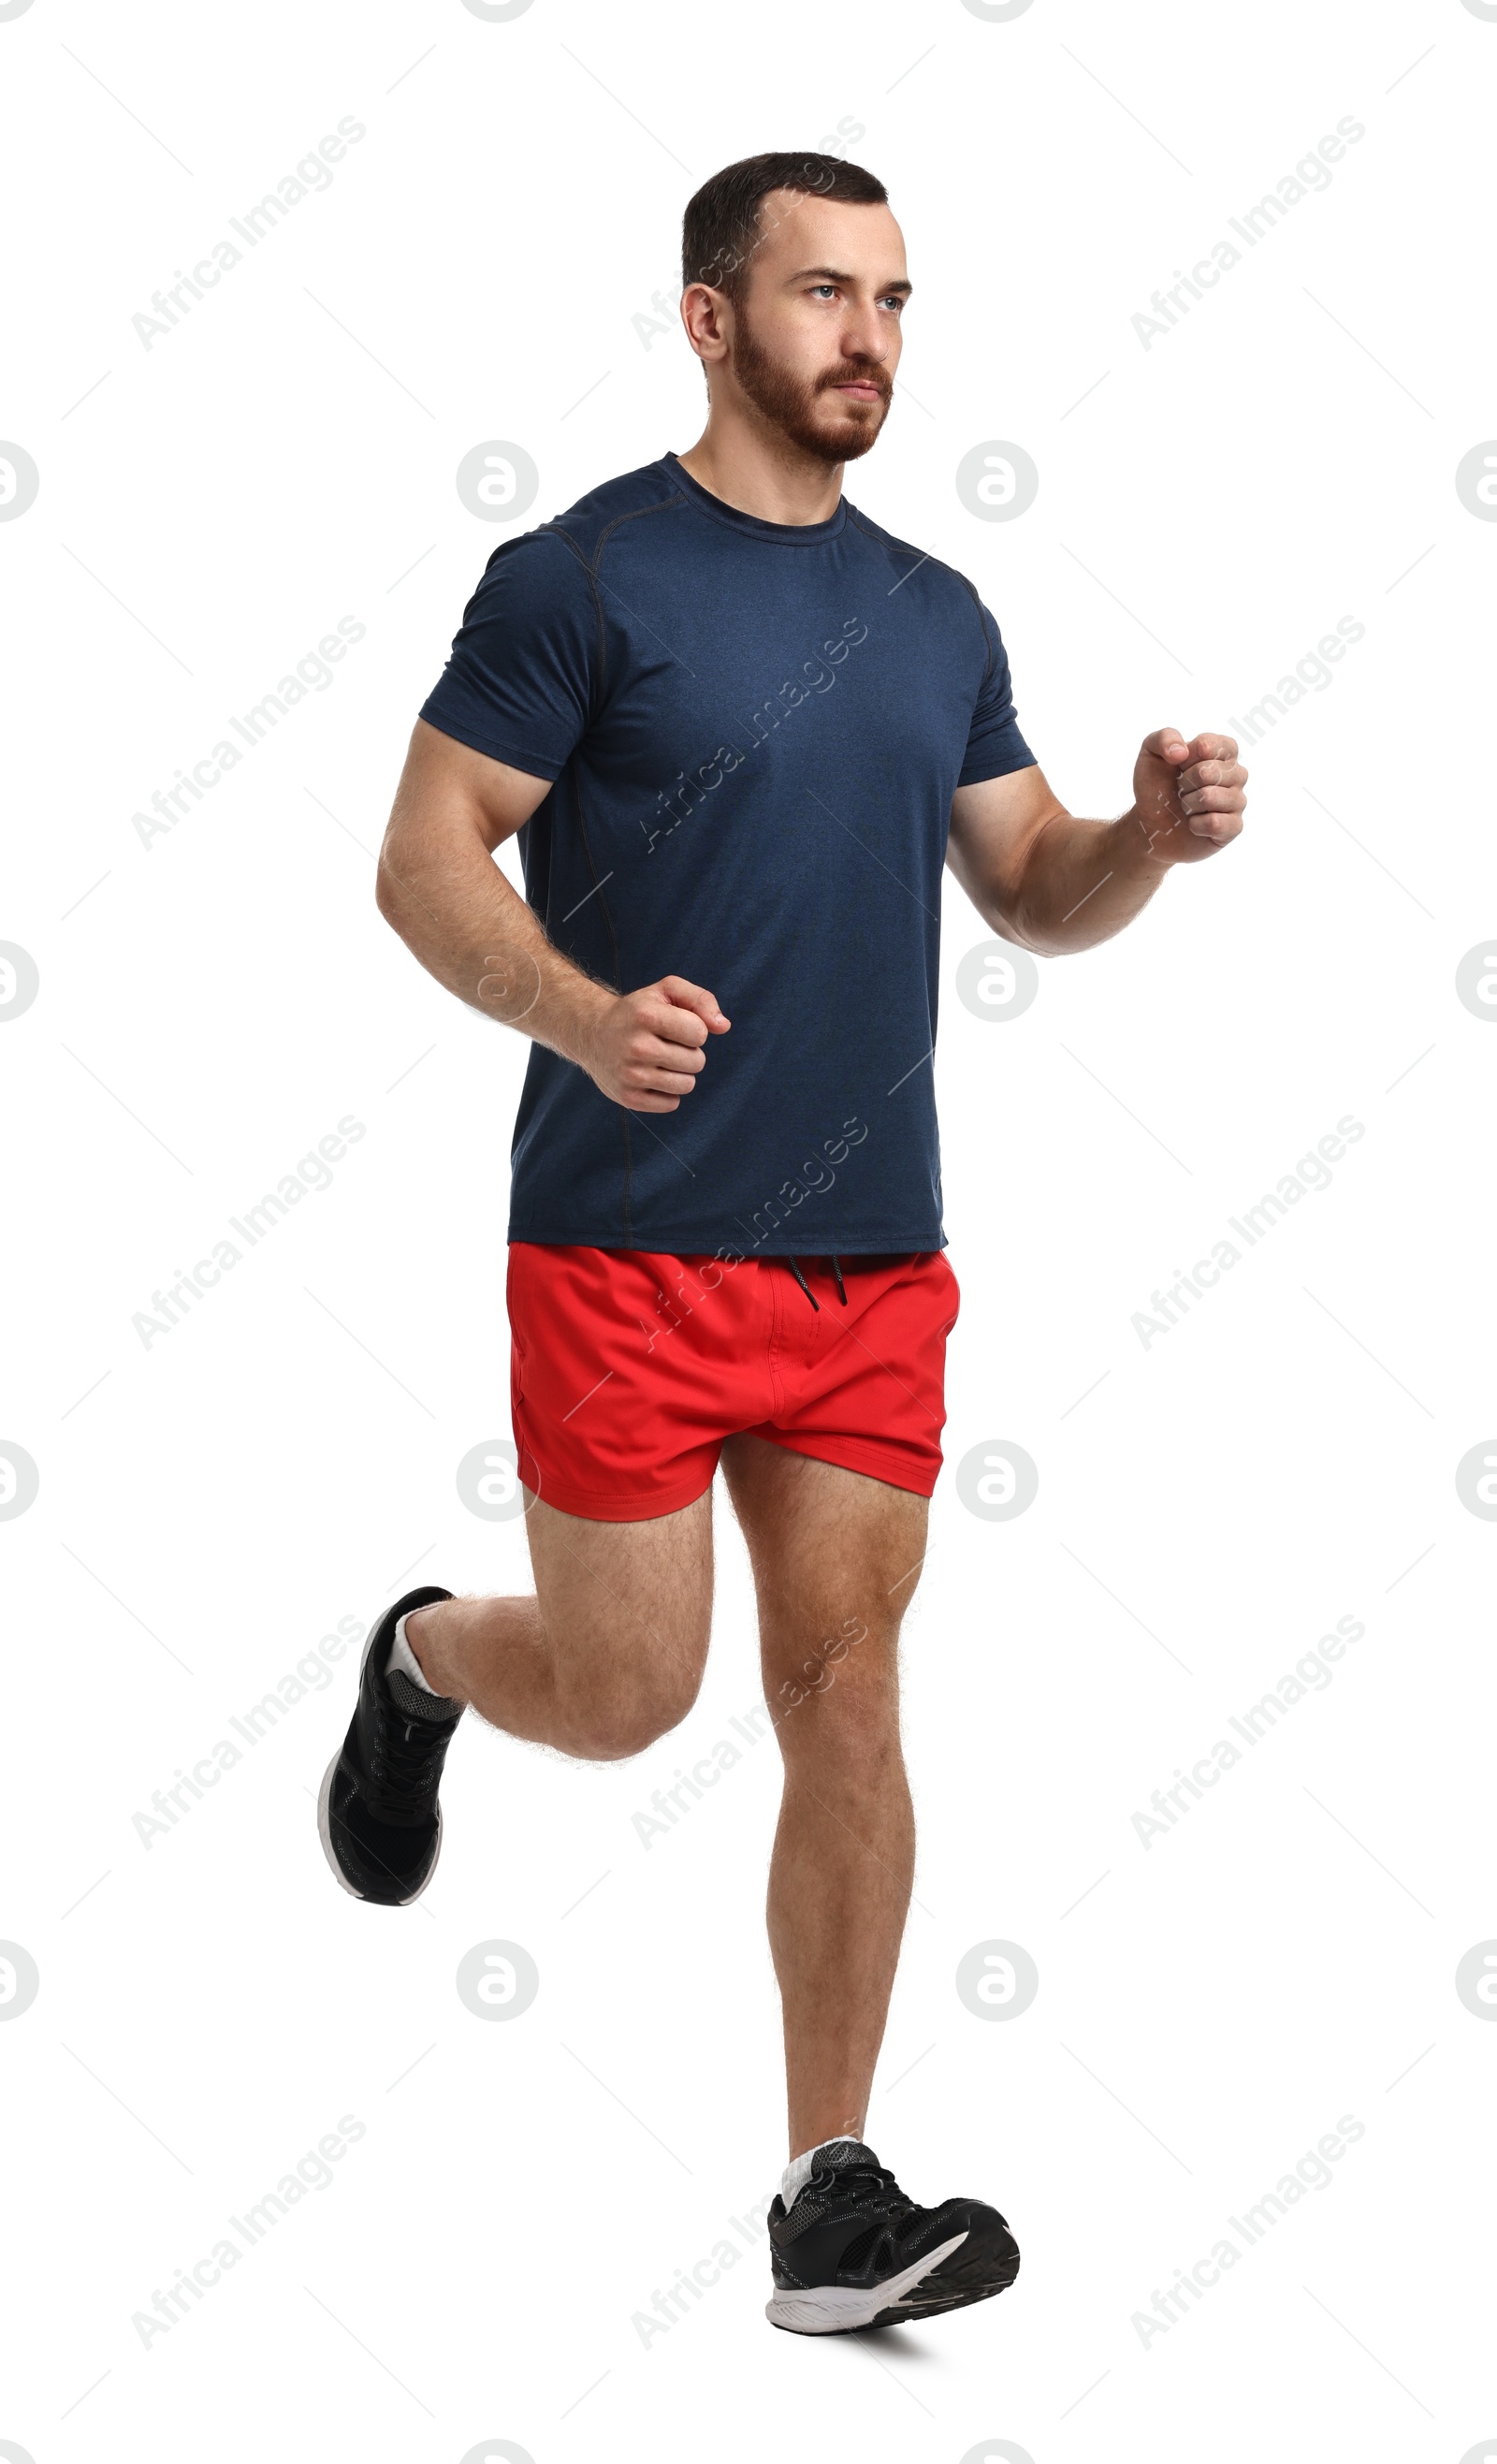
[817,365,892,400]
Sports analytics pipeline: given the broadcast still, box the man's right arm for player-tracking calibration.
[375,718,730,1115]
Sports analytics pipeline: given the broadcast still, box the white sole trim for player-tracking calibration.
[315,1609,443,1905]
[765,2230,968,2333]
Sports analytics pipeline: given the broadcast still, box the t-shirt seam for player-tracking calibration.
[845,503,924,561]
[533,523,609,718]
[845,511,993,688]
[951,567,996,690]
[560,774,634,1244]
[563,504,690,1252]
[590,494,690,569]
[588,498,694,714]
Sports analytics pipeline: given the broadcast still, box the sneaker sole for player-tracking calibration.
[766,2231,976,2334]
[867,2225,1021,2326]
[315,1609,444,1907]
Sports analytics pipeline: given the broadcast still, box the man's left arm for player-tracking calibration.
[945,729,1247,955]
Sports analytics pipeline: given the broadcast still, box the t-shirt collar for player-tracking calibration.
[662,450,847,543]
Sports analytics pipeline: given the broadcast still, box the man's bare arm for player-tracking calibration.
[946,729,1247,955]
[375,718,730,1114]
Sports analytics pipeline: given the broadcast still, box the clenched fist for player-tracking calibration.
[1131,730,1247,864]
[582,974,731,1114]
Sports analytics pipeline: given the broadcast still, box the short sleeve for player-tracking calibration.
[419,529,599,781]
[957,603,1036,787]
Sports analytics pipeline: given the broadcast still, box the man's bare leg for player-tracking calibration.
[719,1436,926,2158]
[404,1487,715,1761]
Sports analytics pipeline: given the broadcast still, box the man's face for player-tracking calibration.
[722,190,909,464]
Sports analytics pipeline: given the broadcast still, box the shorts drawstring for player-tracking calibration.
[784,1255,818,1311]
[784,1255,850,1313]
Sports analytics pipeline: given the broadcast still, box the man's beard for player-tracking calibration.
[730,305,891,465]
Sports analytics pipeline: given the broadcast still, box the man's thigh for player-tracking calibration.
[719,1436,928,1710]
[522,1482,715,1701]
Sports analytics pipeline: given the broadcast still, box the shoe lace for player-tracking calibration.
[811,2155,914,2221]
[367,1707,452,1817]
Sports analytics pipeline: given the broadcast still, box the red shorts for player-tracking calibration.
[507,1244,960,1522]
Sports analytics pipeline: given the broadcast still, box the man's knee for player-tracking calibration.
[561,1663,704,1761]
[770,1630,901,1764]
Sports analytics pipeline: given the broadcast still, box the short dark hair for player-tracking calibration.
[681,151,889,304]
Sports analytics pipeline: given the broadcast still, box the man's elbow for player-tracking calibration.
[958,867,1028,949]
[373,838,405,929]
[988,901,1043,955]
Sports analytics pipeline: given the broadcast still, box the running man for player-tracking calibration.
[320,150,1246,2334]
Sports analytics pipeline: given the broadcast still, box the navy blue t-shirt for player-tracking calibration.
[420,451,1035,1256]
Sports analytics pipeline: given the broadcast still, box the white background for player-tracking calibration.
[3,0,1494,2457]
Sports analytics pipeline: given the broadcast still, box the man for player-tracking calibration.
[319,149,1246,2335]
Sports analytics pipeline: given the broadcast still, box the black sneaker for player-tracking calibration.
[317,1586,461,1905]
[765,2138,1020,2333]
